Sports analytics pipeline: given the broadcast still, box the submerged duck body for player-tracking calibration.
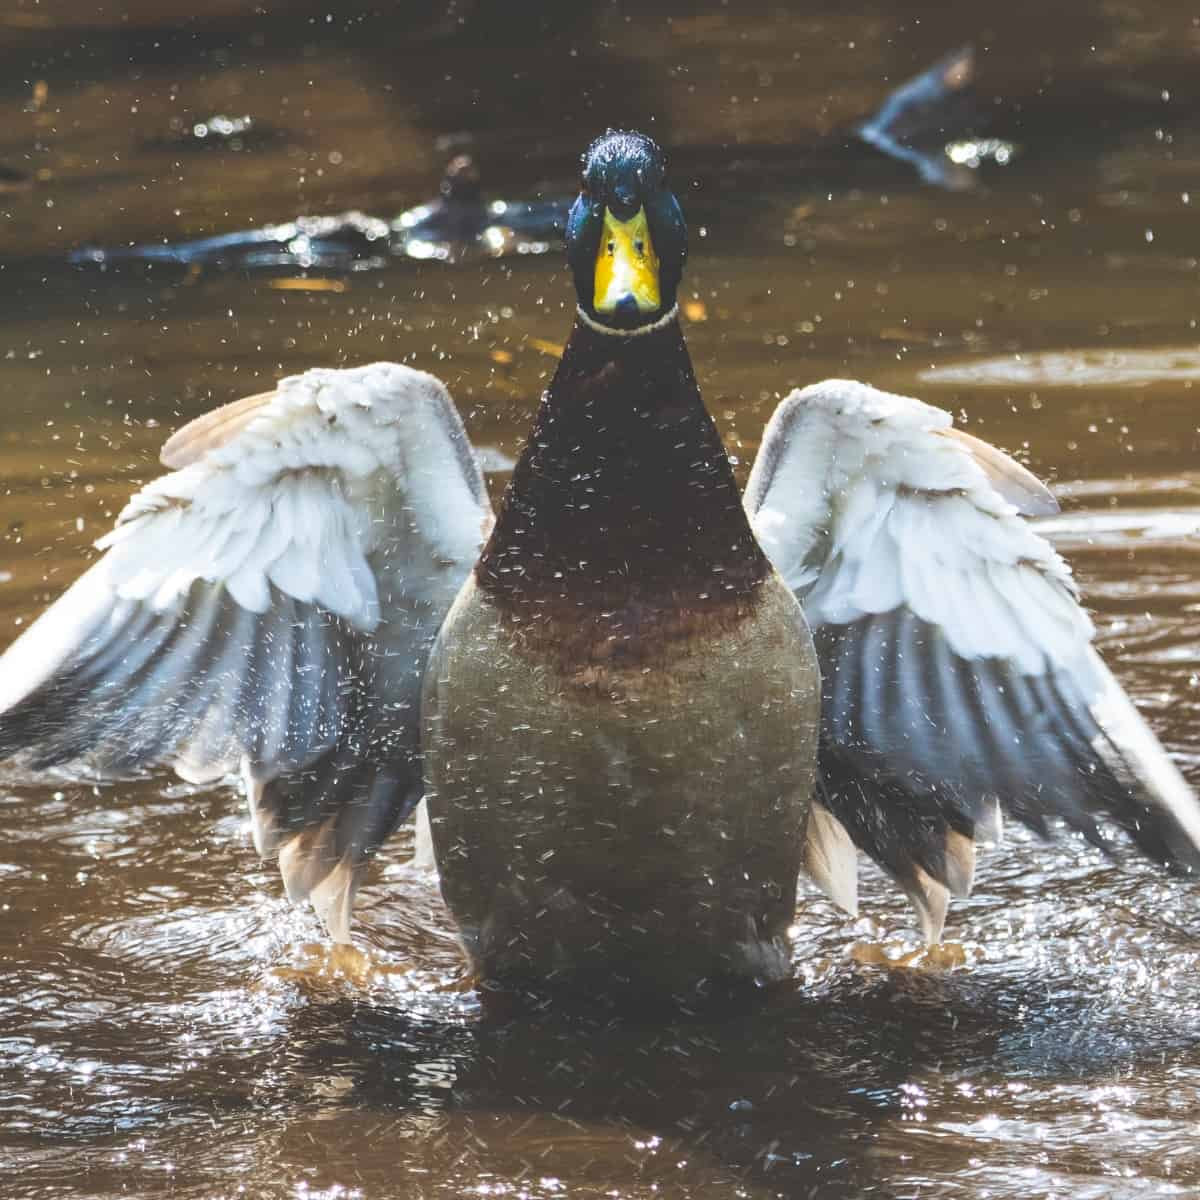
[70,154,568,271]
[424,309,819,995]
[2,130,1199,1009]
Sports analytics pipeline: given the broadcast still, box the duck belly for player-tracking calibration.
[421,575,820,1000]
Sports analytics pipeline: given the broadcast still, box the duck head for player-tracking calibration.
[566,130,687,331]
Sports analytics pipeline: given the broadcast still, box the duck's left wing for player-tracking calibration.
[745,379,1200,940]
[0,363,491,938]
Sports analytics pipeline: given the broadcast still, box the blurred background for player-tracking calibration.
[2,3,1200,1199]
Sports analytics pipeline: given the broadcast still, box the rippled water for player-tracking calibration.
[3,3,1200,1198]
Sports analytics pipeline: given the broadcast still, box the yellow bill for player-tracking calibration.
[593,206,661,315]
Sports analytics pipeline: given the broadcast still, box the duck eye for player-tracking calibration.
[607,240,615,255]
[634,239,645,255]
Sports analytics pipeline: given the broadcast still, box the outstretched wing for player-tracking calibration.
[0,362,491,938]
[745,379,1200,940]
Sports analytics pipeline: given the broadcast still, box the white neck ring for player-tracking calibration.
[575,303,679,338]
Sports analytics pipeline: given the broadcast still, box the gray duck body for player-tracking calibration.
[423,572,818,998]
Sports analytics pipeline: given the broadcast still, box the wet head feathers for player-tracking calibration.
[567,129,686,329]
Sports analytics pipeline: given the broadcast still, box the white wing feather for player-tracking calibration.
[749,380,1084,672]
[747,379,1200,940]
[0,362,492,939]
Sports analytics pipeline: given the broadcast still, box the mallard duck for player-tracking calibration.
[3,131,1198,1003]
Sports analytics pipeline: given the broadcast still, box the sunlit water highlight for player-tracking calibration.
[921,348,1200,388]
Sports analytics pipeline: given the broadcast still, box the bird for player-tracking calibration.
[2,129,1198,1006]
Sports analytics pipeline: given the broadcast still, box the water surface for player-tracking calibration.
[2,3,1200,1197]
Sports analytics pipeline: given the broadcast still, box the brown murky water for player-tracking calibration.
[3,2,1200,1197]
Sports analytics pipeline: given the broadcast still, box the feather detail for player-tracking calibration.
[802,799,859,917]
[748,378,1200,941]
[0,362,493,944]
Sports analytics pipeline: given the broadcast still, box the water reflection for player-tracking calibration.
[5,763,1200,1196]
[922,348,1200,387]
[1040,506,1200,548]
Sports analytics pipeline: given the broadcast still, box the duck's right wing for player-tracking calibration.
[746,379,1200,941]
[0,363,492,937]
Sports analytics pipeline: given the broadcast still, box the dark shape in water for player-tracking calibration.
[68,48,1008,274]
[392,151,569,261]
[71,210,396,271]
[856,45,1006,190]
[143,112,288,153]
[69,153,570,271]
[0,164,32,193]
